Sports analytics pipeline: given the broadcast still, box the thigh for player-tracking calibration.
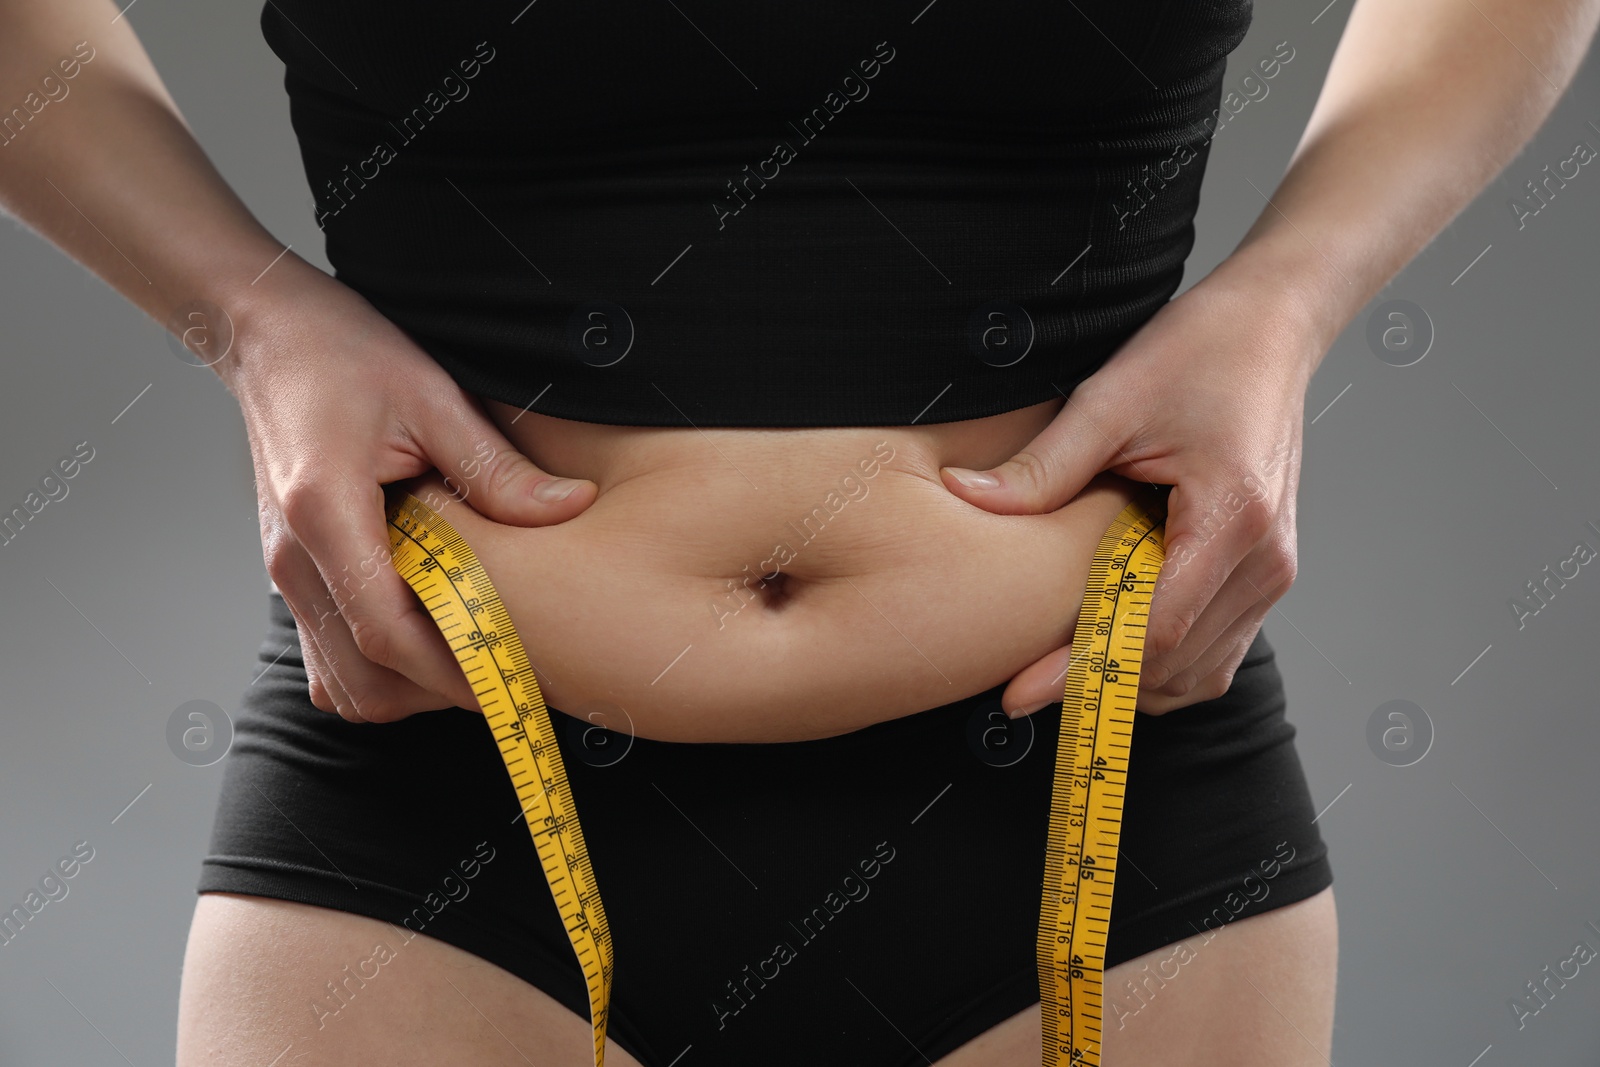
[933,886,1339,1067]
[177,892,641,1067]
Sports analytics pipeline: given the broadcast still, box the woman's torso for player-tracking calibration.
[263,0,1255,428]
[264,3,1255,741]
[402,399,1144,743]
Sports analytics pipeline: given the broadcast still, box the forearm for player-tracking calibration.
[0,0,302,358]
[1209,0,1600,363]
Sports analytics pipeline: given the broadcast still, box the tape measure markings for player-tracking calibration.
[386,493,613,1067]
[384,486,1165,1067]
[1040,492,1166,1067]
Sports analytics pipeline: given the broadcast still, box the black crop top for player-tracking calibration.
[260,2,1255,427]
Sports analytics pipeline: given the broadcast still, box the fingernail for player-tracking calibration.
[945,467,999,491]
[1007,697,1054,719]
[533,478,581,503]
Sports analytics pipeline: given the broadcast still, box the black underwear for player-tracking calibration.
[198,590,1332,1066]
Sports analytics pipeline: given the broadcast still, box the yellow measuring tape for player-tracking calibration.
[1039,489,1166,1066]
[385,491,612,1067]
[384,485,1165,1067]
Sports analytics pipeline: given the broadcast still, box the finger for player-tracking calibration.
[1144,564,1287,699]
[1142,474,1277,677]
[282,477,480,713]
[302,626,363,721]
[299,582,478,723]
[1000,643,1077,717]
[273,561,364,722]
[262,528,358,718]
[1187,613,1270,698]
[410,390,597,526]
[1142,538,1291,693]
[1137,613,1266,715]
[1145,599,1271,705]
[940,382,1127,515]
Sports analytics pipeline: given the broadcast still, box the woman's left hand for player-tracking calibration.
[942,265,1322,716]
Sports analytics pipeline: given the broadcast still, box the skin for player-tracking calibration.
[3,0,1595,1061]
[384,416,1149,742]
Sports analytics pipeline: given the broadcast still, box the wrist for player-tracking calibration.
[1204,232,1350,378]
[193,249,332,394]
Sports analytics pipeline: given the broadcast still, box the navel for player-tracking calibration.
[708,567,801,633]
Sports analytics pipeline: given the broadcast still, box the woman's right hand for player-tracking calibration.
[0,3,591,722]
[212,254,598,723]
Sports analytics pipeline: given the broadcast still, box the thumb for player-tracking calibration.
[941,389,1123,514]
[1000,642,1076,718]
[416,392,598,526]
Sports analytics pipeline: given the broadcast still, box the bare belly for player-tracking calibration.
[398,397,1142,743]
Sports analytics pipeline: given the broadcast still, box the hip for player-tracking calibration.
[197,601,1333,1064]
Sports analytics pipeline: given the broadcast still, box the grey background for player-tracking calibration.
[2,1,1597,1064]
